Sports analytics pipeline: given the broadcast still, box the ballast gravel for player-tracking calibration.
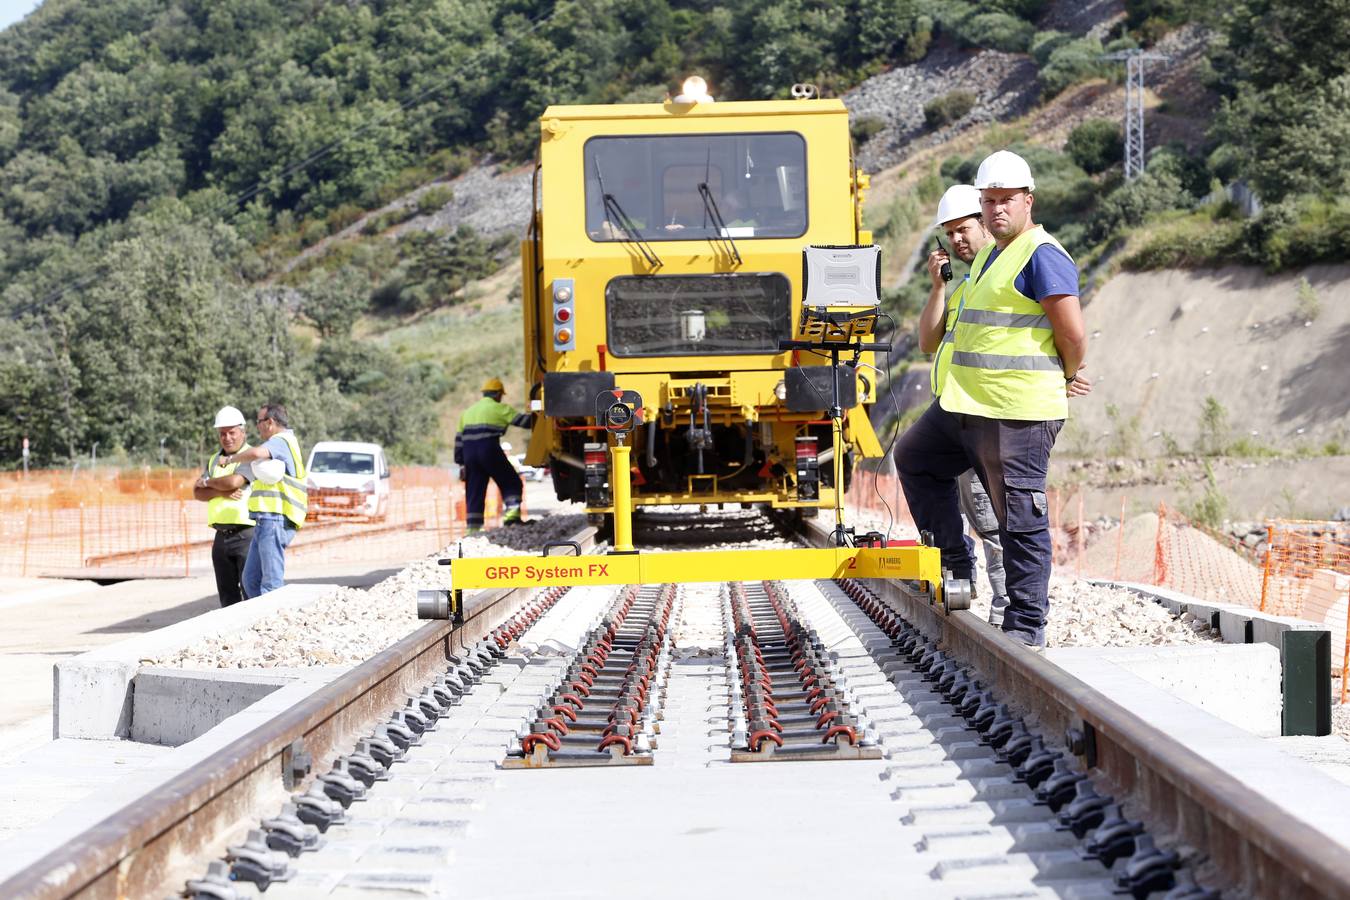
[151,517,587,670]
[154,508,1226,670]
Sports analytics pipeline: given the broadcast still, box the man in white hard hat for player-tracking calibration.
[918,184,1009,627]
[204,403,308,598]
[193,406,254,606]
[897,151,1090,647]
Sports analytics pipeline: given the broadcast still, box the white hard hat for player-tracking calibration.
[252,459,285,483]
[213,406,245,428]
[974,150,1035,192]
[934,184,982,226]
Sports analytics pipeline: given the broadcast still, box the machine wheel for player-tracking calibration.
[941,569,972,613]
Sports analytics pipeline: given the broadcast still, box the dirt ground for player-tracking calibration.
[1050,454,1350,522]
[1062,264,1350,457]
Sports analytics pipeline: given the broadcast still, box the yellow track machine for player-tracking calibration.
[520,78,886,522]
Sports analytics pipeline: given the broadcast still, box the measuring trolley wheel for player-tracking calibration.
[941,569,972,613]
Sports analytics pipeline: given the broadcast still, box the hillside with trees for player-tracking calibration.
[0,0,1344,467]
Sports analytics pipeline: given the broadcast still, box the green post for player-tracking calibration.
[1281,629,1331,736]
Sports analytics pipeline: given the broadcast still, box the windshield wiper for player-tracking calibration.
[594,158,662,269]
[697,182,743,266]
[697,149,741,265]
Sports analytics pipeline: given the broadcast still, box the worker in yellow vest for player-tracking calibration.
[455,377,534,533]
[897,151,1091,647]
[206,403,307,598]
[919,185,1008,627]
[193,406,254,606]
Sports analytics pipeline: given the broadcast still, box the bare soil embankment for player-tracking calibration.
[1065,264,1350,453]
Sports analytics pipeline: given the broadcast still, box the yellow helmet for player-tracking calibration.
[482,377,505,393]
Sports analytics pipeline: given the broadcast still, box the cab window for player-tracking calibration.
[584,133,807,242]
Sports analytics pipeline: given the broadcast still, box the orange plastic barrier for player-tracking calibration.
[0,466,467,578]
[1259,520,1350,699]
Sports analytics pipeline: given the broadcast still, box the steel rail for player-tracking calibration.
[799,517,1350,898]
[0,526,597,900]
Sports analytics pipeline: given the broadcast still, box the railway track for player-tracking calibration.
[3,513,1349,899]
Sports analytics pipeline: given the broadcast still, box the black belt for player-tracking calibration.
[213,524,254,535]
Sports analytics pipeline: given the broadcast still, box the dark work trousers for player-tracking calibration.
[211,525,253,607]
[463,441,523,529]
[895,403,1063,645]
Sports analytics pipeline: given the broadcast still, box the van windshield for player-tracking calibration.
[310,452,375,475]
[584,132,807,242]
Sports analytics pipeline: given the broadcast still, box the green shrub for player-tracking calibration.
[1121,213,1245,270]
[325,204,365,235]
[957,12,1034,52]
[850,116,885,144]
[1196,396,1230,457]
[1185,462,1228,529]
[1029,30,1072,65]
[916,168,944,203]
[1296,276,1320,320]
[417,185,455,215]
[924,90,977,129]
[1065,119,1123,174]
[1040,37,1108,97]
[299,218,330,248]
[1088,167,1188,243]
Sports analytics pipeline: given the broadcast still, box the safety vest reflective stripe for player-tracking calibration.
[949,350,1062,371]
[939,225,1072,421]
[930,278,966,398]
[206,447,253,527]
[247,432,308,529]
[957,308,1051,329]
[250,488,308,510]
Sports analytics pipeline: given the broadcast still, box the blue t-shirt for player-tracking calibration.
[244,432,298,524]
[979,243,1079,301]
[263,432,298,477]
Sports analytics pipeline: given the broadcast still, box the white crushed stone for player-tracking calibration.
[1041,578,1217,648]
[673,583,725,656]
[152,517,584,670]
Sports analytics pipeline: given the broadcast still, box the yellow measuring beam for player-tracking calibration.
[449,545,941,592]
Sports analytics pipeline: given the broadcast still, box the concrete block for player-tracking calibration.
[54,584,335,739]
[129,668,289,746]
[51,658,136,740]
[1047,644,1282,737]
[1046,652,1350,851]
[1252,612,1324,648]
[1217,609,1255,643]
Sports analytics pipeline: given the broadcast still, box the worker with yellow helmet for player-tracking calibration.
[455,377,534,533]
[896,150,1091,648]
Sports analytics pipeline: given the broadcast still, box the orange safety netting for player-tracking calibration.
[1259,520,1350,699]
[0,466,503,578]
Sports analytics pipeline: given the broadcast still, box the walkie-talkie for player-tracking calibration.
[935,236,953,283]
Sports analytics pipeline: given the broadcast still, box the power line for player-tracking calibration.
[1103,50,1170,180]
[12,0,591,319]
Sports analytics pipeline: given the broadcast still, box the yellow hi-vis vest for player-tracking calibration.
[205,445,253,527]
[248,431,308,529]
[930,275,968,398]
[939,225,1071,421]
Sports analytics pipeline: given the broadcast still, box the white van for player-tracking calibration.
[305,441,390,521]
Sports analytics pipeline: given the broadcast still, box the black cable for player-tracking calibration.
[871,312,904,545]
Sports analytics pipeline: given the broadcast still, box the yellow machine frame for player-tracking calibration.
[437,440,954,614]
[521,93,883,514]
